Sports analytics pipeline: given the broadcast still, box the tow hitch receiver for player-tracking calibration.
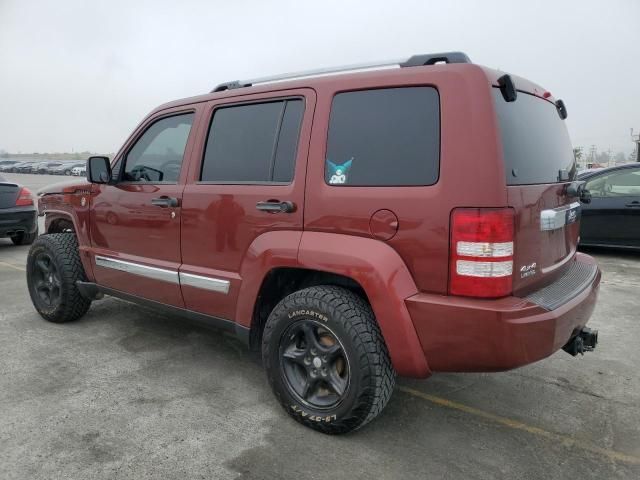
[563,327,598,356]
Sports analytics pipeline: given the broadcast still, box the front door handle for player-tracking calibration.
[625,201,640,208]
[151,196,179,208]
[256,200,296,213]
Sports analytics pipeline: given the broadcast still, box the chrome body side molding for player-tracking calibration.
[179,272,230,294]
[95,255,179,284]
[94,255,231,294]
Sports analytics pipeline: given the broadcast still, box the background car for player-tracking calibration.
[71,164,87,176]
[13,161,38,173]
[0,161,21,172]
[33,161,62,174]
[47,162,86,175]
[0,174,38,245]
[580,163,640,250]
[577,167,604,179]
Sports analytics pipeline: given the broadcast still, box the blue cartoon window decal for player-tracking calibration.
[326,158,353,185]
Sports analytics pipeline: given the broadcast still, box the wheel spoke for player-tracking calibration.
[36,258,49,273]
[282,346,307,366]
[323,343,342,361]
[300,323,322,351]
[300,376,318,400]
[328,370,347,396]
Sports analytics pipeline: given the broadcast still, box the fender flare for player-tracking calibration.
[235,230,303,329]
[41,205,95,281]
[297,232,430,378]
[235,230,430,378]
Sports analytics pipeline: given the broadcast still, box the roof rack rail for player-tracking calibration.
[210,51,471,93]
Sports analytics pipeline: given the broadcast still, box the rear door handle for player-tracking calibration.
[151,196,179,208]
[625,201,640,208]
[256,200,296,213]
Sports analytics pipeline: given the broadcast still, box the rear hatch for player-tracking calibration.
[0,181,20,209]
[493,88,579,295]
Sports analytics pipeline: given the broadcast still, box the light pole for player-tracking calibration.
[632,129,640,163]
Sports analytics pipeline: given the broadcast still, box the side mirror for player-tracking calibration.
[87,156,111,184]
[566,180,591,204]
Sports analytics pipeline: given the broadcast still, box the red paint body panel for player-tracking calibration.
[38,180,95,280]
[179,88,315,320]
[407,253,600,372]
[234,230,302,327]
[298,231,429,378]
[304,66,506,295]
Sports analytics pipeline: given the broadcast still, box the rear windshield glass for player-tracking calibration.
[493,89,575,185]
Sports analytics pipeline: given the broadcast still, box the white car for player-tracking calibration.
[71,165,86,176]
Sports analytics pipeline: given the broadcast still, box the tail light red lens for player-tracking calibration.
[15,187,34,206]
[449,208,515,298]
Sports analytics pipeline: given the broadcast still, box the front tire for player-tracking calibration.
[26,233,91,323]
[262,285,396,434]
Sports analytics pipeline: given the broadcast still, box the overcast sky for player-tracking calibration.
[0,0,638,155]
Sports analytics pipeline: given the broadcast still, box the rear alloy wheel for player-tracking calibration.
[26,233,91,323]
[280,320,349,410]
[262,285,396,434]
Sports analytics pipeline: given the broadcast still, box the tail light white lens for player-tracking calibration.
[15,187,34,206]
[449,208,515,298]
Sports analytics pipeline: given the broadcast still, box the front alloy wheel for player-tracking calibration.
[26,233,91,323]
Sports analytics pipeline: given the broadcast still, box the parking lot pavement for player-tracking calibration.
[1,174,639,479]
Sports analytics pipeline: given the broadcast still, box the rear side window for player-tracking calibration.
[201,99,304,183]
[325,87,440,186]
[493,89,576,185]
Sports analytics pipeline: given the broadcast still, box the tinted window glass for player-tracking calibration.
[273,100,304,183]
[493,89,575,185]
[325,87,440,186]
[585,168,640,198]
[124,113,194,183]
[201,99,303,183]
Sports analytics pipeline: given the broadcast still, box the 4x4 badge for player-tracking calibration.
[327,158,353,185]
[520,262,537,278]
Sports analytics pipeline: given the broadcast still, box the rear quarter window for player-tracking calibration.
[325,87,440,186]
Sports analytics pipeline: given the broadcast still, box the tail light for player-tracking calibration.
[449,208,514,298]
[15,187,34,206]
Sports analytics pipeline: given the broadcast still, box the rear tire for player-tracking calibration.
[26,233,91,323]
[262,285,396,434]
[11,227,38,245]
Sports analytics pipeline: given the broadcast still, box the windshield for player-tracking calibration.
[493,89,576,185]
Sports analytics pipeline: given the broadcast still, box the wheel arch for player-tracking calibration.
[238,231,430,378]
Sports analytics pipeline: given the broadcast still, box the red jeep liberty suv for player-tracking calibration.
[28,52,600,434]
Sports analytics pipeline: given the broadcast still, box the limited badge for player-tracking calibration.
[326,158,353,185]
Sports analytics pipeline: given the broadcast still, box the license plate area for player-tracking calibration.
[540,202,581,232]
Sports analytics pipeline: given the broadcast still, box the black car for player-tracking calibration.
[579,163,640,250]
[0,174,38,245]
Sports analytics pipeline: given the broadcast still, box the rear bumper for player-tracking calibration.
[406,252,601,372]
[0,208,37,237]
